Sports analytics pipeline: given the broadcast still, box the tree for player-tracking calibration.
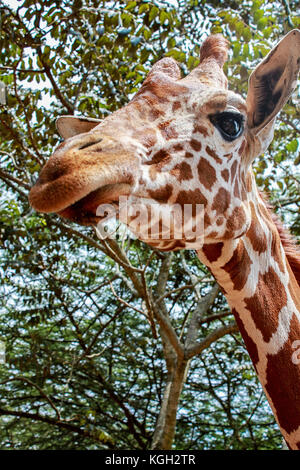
[0,0,299,450]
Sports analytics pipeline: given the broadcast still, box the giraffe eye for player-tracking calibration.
[209,112,244,142]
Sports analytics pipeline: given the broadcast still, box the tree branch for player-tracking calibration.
[185,322,238,359]
[0,406,114,447]
[0,376,61,420]
[185,283,220,349]
[37,51,74,114]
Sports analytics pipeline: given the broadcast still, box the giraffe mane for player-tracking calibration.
[262,193,300,286]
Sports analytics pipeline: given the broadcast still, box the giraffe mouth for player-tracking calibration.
[57,183,132,225]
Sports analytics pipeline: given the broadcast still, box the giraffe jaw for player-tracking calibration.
[56,182,132,226]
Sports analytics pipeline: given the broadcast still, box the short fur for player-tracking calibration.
[200,34,229,67]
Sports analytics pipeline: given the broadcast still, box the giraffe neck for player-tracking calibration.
[197,198,300,450]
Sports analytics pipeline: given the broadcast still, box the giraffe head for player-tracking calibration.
[29,30,300,250]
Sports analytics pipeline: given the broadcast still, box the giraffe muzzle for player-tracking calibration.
[29,138,138,222]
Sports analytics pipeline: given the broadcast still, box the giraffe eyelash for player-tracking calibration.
[209,112,245,142]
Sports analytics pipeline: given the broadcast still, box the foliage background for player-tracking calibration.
[0,0,299,450]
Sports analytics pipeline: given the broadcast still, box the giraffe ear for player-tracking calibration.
[246,29,300,134]
[56,116,102,139]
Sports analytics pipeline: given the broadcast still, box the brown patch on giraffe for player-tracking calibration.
[202,242,224,263]
[136,128,157,149]
[158,120,179,140]
[190,139,202,152]
[221,169,229,182]
[138,93,163,120]
[221,240,252,291]
[270,228,286,274]
[211,187,231,215]
[244,267,287,342]
[184,151,193,159]
[172,101,181,112]
[246,173,252,192]
[175,240,187,248]
[233,175,246,201]
[198,157,217,189]
[238,139,246,155]
[246,201,268,254]
[206,145,222,164]
[238,170,247,201]
[144,134,158,149]
[204,213,210,228]
[224,152,233,160]
[216,217,223,226]
[224,206,247,239]
[207,230,218,238]
[234,179,240,199]
[171,143,184,152]
[170,161,193,182]
[145,149,171,166]
[149,108,162,121]
[230,160,238,182]
[148,184,173,202]
[232,308,259,368]
[265,314,300,434]
[176,188,207,207]
[193,123,209,137]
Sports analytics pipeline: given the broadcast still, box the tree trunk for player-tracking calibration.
[151,258,222,450]
[151,358,189,449]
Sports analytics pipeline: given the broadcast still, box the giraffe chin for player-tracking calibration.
[57,182,131,226]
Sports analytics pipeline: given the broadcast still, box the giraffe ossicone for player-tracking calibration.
[29,30,300,449]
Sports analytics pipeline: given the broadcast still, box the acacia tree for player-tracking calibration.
[0,0,299,450]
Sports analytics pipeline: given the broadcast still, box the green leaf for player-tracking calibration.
[187,55,200,69]
[253,9,264,22]
[166,49,185,62]
[125,1,136,10]
[242,27,252,42]
[159,10,168,25]
[211,25,223,34]
[235,21,244,36]
[233,42,242,58]
[149,6,159,22]
[139,3,149,14]
[257,18,268,31]
[143,28,151,40]
[263,27,272,39]
[286,139,298,153]
[242,43,250,59]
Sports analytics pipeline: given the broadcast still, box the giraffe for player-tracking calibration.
[29,30,300,449]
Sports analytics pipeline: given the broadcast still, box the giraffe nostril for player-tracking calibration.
[79,138,103,150]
